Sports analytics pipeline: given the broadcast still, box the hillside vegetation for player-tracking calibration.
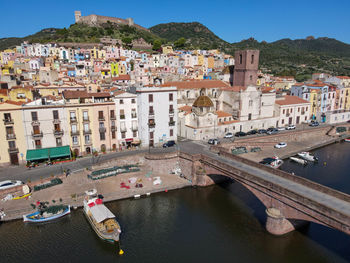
[1,21,350,79]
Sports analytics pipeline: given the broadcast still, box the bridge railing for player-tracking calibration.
[205,149,350,203]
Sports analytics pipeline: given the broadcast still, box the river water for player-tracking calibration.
[1,142,350,263]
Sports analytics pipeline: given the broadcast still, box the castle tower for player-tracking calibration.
[233,50,259,87]
[126,18,134,26]
[74,11,82,23]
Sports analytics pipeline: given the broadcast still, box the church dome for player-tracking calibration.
[193,95,214,107]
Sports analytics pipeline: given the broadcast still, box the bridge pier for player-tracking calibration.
[265,208,295,236]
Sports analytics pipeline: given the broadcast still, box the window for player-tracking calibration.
[98,111,104,120]
[249,100,253,107]
[33,126,40,134]
[35,140,41,149]
[70,111,76,120]
[131,98,136,104]
[169,104,174,113]
[54,123,60,131]
[53,110,59,120]
[298,107,300,112]
[56,138,62,147]
[239,54,242,64]
[4,113,11,121]
[100,132,105,140]
[120,99,124,104]
[71,124,77,132]
[72,136,78,145]
[251,54,254,64]
[99,122,104,128]
[121,132,126,139]
[120,109,125,119]
[149,106,154,114]
[149,131,154,139]
[133,131,137,137]
[85,135,90,143]
[84,123,89,131]
[149,94,153,103]
[169,93,173,101]
[8,141,16,149]
[170,129,173,136]
[112,131,116,139]
[31,111,38,121]
[83,111,88,120]
[250,75,253,81]
[110,110,115,119]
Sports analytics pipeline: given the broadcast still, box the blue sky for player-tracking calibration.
[2,0,350,43]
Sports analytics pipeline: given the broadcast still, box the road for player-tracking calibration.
[0,140,207,182]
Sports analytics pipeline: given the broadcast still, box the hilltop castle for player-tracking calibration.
[74,11,149,32]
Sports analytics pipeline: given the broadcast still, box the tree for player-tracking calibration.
[152,39,162,51]
[174,37,186,49]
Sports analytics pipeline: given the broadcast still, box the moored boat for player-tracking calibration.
[259,156,283,169]
[345,139,350,142]
[289,156,307,165]
[23,204,70,222]
[297,152,318,162]
[83,189,121,243]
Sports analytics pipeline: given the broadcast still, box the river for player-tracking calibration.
[1,142,350,262]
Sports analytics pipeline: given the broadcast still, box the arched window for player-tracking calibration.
[239,54,242,64]
[251,54,254,64]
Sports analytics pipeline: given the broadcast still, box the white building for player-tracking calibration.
[114,91,139,148]
[22,98,70,150]
[275,95,311,126]
[135,86,177,147]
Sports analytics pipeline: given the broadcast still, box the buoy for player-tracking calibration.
[119,249,124,255]
[134,194,140,199]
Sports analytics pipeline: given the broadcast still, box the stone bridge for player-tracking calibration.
[178,150,350,236]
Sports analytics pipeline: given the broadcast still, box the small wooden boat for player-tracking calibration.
[13,193,32,200]
[23,205,70,222]
[83,189,121,243]
[290,157,307,165]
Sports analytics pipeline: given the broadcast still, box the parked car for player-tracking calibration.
[309,121,319,127]
[247,129,257,135]
[286,124,296,130]
[267,128,278,135]
[274,142,287,149]
[235,131,247,137]
[163,140,176,148]
[208,138,220,145]
[0,180,24,191]
[277,127,286,131]
[224,132,234,138]
[257,129,267,134]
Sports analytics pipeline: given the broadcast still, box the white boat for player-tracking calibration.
[344,139,350,142]
[297,152,318,162]
[83,189,121,243]
[290,156,307,165]
[260,156,283,169]
[23,205,70,223]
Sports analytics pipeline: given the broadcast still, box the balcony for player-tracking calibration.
[149,111,155,117]
[6,133,16,140]
[301,111,305,115]
[169,121,176,126]
[8,147,19,153]
[31,131,43,138]
[83,117,90,122]
[3,119,14,125]
[31,120,40,126]
[132,125,138,131]
[53,119,60,124]
[286,113,290,117]
[169,109,174,114]
[70,117,77,124]
[120,115,125,120]
[110,115,116,120]
[98,116,105,121]
[70,130,80,136]
[131,114,137,119]
[83,129,92,135]
[54,130,64,137]
[148,122,156,128]
[111,126,117,132]
[99,127,106,133]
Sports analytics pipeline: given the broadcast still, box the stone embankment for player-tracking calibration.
[0,152,191,221]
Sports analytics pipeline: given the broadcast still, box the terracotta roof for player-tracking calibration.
[0,89,8,95]
[336,76,350,79]
[3,100,25,105]
[276,95,310,106]
[179,105,192,112]
[113,90,126,96]
[161,80,230,90]
[63,90,110,99]
[216,111,232,118]
[221,86,246,92]
[112,75,131,81]
[193,95,214,107]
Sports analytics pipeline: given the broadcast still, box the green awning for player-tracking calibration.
[26,146,71,161]
[48,146,71,159]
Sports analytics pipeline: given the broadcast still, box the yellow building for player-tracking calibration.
[34,85,59,97]
[309,89,319,118]
[162,46,173,55]
[111,62,119,77]
[197,55,204,66]
[207,56,215,69]
[344,86,350,110]
[0,101,27,165]
[8,86,34,102]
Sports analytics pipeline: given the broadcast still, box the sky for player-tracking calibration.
[1,0,350,43]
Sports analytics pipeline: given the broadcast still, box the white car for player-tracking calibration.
[286,125,296,130]
[274,142,287,149]
[224,132,234,138]
[277,127,285,131]
[0,180,24,191]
